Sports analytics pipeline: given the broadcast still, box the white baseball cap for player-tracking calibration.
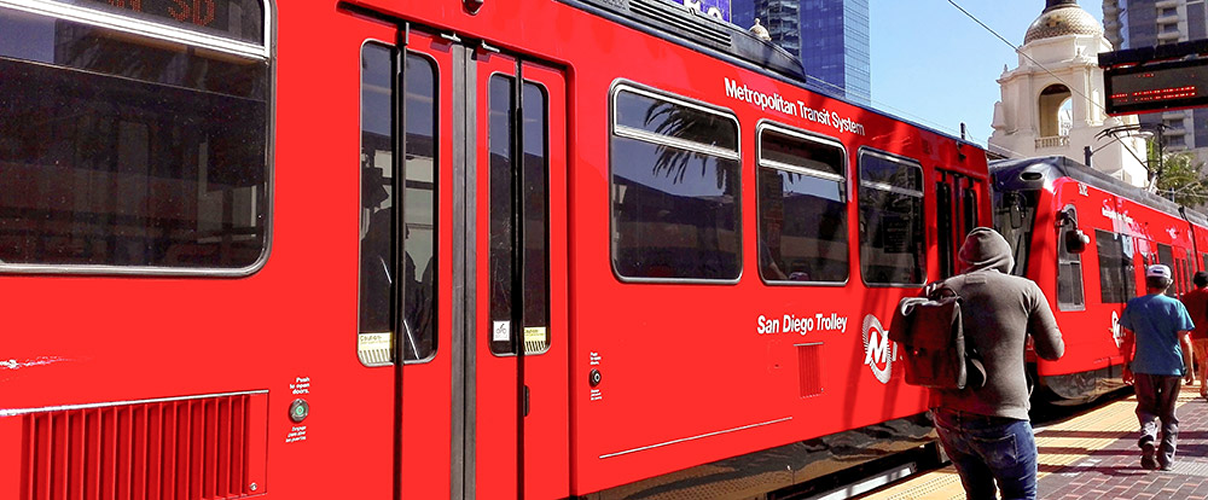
[1146,264,1172,279]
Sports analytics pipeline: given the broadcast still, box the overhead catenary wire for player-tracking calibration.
[945,0,1113,119]
[800,73,987,146]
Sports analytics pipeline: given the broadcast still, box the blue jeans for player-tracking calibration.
[932,409,1038,500]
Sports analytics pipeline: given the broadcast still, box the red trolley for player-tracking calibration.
[0,0,991,497]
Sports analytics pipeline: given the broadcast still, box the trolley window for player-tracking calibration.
[756,125,847,283]
[858,150,924,285]
[963,184,979,234]
[1095,230,1136,304]
[996,190,1039,277]
[1158,243,1175,297]
[610,86,740,281]
[1185,249,1194,294]
[359,44,439,362]
[1056,205,1085,310]
[73,0,264,42]
[0,3,269,273]
[488,76,551,356]
[936,180,954,278]
[1175,253,1187,296]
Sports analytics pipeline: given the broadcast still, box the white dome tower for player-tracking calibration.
[989,0,1148,187]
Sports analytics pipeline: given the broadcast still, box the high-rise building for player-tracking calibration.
[800,0,870,104]
[1103,0,1208,164]
[732,0,757,30]
[732,0,870,105]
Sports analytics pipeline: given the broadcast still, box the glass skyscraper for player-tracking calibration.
[1103,0,1208,163]
[732,0,870,105]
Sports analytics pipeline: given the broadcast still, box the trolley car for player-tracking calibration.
[0,0,991,497]
[993,156,1208,404]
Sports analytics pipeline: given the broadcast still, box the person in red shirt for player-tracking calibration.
[1180,271,1208,399]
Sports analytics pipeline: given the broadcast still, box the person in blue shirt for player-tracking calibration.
[1121,264,1196,471]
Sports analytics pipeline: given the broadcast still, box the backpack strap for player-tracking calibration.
[924,278,987,389]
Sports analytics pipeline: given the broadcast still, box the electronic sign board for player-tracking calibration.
[73,0,264,43]
[1104,58,1208,115]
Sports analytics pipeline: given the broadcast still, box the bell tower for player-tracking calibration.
[988,0,1148,186]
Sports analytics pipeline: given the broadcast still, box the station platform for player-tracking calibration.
[857,389,1208,499]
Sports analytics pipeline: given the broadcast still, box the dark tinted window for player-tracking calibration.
[359,45,438,362]
[611,87,741,281]
[489,76,516,354]
[521,83,551,355]
[1186,249,1194,295]
[858,150,924,285]
[0,8,268,271]
[70,0,265,44]
[1096,230,1136,304]
[489,78,551,356]
[996,190,1039,277]
[963,184,979,235]
[1182,256,1190,295]
[936,181,954,279]
[1159,243,1175,297]
[757,127,847,283]
[1056,205,1085,310]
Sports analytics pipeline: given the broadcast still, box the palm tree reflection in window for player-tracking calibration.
[645,101,736,191]
[611,90,740,280]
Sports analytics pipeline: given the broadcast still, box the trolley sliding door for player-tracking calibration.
[936,171,985,278]
[354,19,568,496]
[469,49,570,499]
[356,26,455,499]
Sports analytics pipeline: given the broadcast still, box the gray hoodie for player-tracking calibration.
[929,227,1065,420]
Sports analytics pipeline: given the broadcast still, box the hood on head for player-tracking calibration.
[959,227,1014,273]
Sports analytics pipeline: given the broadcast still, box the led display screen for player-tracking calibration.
[73,0,263,43]
[1105,59,1208,115]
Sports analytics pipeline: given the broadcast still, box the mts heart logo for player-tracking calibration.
[1111,310,1124,348]
[862,314,897,384]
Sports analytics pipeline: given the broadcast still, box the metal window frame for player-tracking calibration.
[1056,203,1087,311]
[856,147,926,288]
[0,0,270,60]
[611,84,741,161]
[0,0,275,277]
[357,39,442,366]
[754,120,850,287]
[607,79,744,285]
[485,73,554,359]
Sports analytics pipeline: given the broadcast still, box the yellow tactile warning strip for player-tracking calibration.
[857,391,1204,500]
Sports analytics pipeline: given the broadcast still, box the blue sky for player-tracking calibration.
[869,0,1103,146]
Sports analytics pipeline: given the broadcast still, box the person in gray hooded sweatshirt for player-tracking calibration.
[929,227,1065,500]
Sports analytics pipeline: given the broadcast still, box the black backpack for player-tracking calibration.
[888,285,986,390]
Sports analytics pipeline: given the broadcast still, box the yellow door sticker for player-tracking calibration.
[524,327,547,342]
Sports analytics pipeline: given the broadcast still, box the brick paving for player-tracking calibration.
[859,387,1208,499]
[1039,390,1208,499]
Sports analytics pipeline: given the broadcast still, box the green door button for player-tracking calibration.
[289,399,309,423]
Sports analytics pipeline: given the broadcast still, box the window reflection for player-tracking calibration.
[489,77,551,356]
[1096,229,1136,304]
[611,88,741,281]
[0,8,268,270]
[1056,205,1085,310]
[757,127,847,283]
[858,151,924,285]
[359,45,438,361]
